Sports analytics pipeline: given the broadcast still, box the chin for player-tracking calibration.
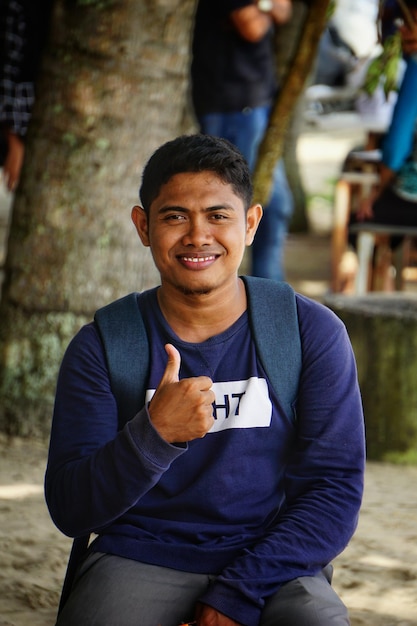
[163,268,233,296]
[177,283,213,296]
[181,287,212,296]
[170,275,217,296]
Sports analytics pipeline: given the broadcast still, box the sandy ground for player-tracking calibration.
[0,435,416,626]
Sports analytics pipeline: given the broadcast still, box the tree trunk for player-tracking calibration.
[274,1,310,232]
[252,0,330,209]
[0,0,196,437]
[325,294,417,461]
[284,94,309,232]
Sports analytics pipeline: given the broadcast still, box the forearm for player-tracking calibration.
[357,162,395,220]
[378,162,396,192]
[45,325,185,536]
[1,129,25,191]
[200,450,363,626]
[46,406,185,536]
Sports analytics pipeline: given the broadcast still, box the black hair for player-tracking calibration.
[139,134,253,214]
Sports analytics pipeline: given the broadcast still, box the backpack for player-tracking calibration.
[57,276,301,614]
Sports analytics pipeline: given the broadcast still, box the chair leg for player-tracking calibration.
[331,179,351,292]
[394,237,416,290]
[372,241,395,291]
[355,232,375,295]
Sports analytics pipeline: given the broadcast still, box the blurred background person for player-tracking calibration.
[191,0,294,282]
[356,0,417,230]
[0,0,52,192]
[347,0,417,290]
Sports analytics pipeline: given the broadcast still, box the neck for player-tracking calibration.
[157,277,247,342]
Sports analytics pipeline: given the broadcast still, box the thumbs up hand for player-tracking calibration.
[148,344,215,443]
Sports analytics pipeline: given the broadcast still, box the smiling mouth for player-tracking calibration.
[177,253,219,269]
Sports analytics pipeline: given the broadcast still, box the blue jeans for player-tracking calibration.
[198,107,294,282]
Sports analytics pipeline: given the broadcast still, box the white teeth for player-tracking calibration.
[183,256,215,263]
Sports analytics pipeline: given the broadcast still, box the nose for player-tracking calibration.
[182,216,213,247]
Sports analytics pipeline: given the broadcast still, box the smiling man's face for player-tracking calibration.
[132,171,261,297]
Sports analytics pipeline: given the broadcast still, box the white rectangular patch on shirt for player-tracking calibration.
[145,377,272,433]
[209,378,272,432]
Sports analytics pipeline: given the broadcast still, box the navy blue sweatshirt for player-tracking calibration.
[45,288,365,626]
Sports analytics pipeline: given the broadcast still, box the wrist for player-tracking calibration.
[257,0,292,23]
[257,0,273,11]
[6,129,24,147]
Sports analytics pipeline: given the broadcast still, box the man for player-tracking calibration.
[190,0,294,282]
[45,134,365,626]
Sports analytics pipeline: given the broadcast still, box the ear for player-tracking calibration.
[245,203,263,246]
[131,205,150,247]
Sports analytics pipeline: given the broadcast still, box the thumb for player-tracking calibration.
[159,343,181,385]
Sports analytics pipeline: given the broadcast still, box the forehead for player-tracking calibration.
[151,171,245,209]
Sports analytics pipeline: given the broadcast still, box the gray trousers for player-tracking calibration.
[56,552,350,626]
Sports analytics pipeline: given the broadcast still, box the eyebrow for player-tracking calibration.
[157,204,236,214]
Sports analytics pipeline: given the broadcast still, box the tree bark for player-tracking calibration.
[325,294,417,461]
[252,0,330,210]
[0,0,196,436]
[274,1,310,232]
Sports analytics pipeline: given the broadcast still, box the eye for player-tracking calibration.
[163,213,187,222]
[210,212,229,221]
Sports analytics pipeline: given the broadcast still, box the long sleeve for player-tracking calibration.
[382,53,417,172]
[199,298,365,626]
[44,323,186,537]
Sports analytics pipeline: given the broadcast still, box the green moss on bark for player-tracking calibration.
[0,308,89,438]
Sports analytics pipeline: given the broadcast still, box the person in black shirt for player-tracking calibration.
[191,0,294,282]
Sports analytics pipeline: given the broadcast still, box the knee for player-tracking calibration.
[261,571,350,626]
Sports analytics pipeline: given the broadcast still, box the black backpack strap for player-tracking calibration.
[242,276,301,421]
[57,535,89,615]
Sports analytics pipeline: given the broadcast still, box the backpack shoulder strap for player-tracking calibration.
[94,292,150,429]
[242,276,301,421]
